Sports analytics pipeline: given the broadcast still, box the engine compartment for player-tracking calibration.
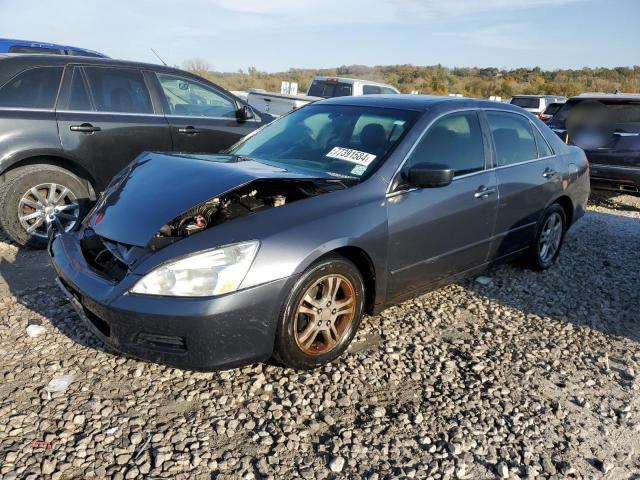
[149,178,350,250]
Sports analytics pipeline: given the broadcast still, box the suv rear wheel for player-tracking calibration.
[0,165,90,248]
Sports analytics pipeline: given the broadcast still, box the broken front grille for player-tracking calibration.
[80,230,131,283]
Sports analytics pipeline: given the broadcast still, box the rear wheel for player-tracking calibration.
[526,204,566,270]
[0,165,90,248]
[274,255,365,370]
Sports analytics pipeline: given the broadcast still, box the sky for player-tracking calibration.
[0,0,638,72]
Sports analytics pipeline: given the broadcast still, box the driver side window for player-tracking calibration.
[156,73,236,118]
[407,111,486,177]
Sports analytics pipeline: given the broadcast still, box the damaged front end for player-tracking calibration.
[150,178,349,250]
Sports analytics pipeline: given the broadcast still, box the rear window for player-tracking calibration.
[543,103,563,115]
[0,66,63,109]
[8,45,64,55]
[362,85,381,95]
[551,99,640,130]
[67,50,102,58]
[510,97,541,109]
[307,80,353,98]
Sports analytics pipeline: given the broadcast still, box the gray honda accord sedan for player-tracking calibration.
[49,95,590,370]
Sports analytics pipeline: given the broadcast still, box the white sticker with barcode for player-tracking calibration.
[326,147,376,166]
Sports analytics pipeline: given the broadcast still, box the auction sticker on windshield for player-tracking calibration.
[326,147,376,166]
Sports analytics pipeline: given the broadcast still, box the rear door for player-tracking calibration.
[386,110,498,302]
[484,110,561,259]
[56,65,172,190]
[153,72,257,154]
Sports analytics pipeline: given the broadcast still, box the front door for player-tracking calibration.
[386,110,498,302]
[56,66,172,190]
[154,72,257,154]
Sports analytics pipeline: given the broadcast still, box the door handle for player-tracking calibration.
[177,126,201,135]
[613,131,639,137]
[70,123,101,133]
[542,168,558,179]
[474,186,496,199]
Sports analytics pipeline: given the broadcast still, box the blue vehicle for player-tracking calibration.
[0,38,107,57]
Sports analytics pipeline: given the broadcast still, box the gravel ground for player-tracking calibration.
[0,193,639,480]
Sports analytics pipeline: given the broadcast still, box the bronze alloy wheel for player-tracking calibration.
[294,274,356,355]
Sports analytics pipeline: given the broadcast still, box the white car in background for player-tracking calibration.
[248,76,400,117]
[509,95,566,119]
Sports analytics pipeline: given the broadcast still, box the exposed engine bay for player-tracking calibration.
[149,178,351,250]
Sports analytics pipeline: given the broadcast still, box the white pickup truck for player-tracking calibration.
[247,76,400,117]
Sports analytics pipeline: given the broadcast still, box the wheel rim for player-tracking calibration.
[538,212,562,263]
[18,183,80,239]
[294,274,356,356]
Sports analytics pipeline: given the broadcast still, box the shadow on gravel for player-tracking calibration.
[590,191,640,214]
[467,207,640,344]
[0,241,121,359]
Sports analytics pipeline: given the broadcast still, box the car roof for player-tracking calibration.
[0,54,198,85]
[316,94,528,113]
[0,38,106,57]
[511,94,566,99]
[571,92,640,101]
[313,76,397,88]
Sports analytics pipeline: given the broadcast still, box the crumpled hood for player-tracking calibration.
[89,152,334,247]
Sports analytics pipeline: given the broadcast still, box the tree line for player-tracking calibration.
[183,59,640,99]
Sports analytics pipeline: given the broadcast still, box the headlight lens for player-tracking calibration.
[130,241,259,297]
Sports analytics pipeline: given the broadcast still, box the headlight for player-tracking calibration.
[130,241,259,297]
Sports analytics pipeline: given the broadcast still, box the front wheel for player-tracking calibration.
[0,165,90,248]
[526,204,566,270]
[274,255,365,370]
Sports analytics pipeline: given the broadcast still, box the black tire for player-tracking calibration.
[0,164,91,248]
[274,254,365,370]
[525,203,566,271]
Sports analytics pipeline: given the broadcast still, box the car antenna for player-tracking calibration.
[150,48,167,66]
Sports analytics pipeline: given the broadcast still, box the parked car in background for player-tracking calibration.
[548,93,640,195]
[0,38,107,57]
[509,95,566,119]
[247,76,400,117]
[50,95,589,370]
[0,54,270,247]
[538,101,565,122]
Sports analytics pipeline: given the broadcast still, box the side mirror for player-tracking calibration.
[237,105,255,122]
[405,163,454,188]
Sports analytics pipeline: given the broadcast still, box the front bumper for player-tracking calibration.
[589,164,640,195]
[50,232,294,370]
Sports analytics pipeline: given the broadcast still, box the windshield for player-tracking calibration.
[229,104,418,180]
[510,97,541,109]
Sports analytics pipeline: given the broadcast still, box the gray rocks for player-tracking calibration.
[329,456,345,473]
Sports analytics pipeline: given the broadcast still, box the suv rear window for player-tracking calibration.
[307,80,353,98]
[510,97,541,109]
[0,66,63,109]
[551,99,640,130]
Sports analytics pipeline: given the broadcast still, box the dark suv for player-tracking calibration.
[0,54,270,246]
[548,93,640,195]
